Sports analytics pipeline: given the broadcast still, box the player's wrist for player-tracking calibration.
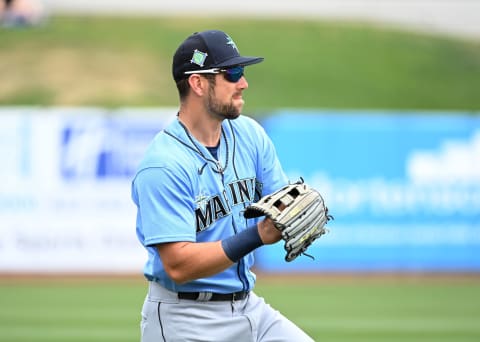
[221,225,264,263]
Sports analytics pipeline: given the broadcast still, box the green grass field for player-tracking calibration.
[1,275,479,342]
[1,16,480,112]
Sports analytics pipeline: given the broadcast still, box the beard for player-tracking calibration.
[205,90,241,120]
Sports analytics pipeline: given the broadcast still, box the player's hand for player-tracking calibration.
[257,218,282,245]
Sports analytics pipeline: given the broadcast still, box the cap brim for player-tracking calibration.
[214,56,264,68]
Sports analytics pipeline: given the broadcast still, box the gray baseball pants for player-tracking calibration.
[141,281,315,342]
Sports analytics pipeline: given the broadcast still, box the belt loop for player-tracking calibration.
[196,292,213,301]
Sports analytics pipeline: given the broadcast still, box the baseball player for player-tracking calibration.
[131,30,314,342]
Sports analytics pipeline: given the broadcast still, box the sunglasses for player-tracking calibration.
[184,66,245,83]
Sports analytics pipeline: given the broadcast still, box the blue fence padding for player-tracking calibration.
[255,110,480,272]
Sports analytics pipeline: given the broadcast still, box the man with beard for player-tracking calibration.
[131,30,314,342]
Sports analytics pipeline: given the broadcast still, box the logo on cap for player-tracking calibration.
[225,35,238,51]
[191,49,208,67]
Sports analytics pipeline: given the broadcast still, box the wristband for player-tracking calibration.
[221,225,264,262]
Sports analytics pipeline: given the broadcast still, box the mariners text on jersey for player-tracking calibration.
[195,177,258,232]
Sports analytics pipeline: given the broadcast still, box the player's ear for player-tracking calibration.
[188,74,208,97]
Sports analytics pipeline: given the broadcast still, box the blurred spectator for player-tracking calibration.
[1,0,45,28]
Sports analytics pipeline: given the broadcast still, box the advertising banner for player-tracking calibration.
[1,108,479,273]
[0,107,176,272]
[256,110,480,272]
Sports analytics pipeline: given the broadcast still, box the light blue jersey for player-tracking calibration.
[131,115,287,293]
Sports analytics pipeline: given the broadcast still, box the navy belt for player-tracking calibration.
[178,291,249,301]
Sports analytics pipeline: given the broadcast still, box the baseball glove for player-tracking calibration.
[243,179,332,262]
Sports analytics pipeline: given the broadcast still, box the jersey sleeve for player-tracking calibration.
[132,166,196,247]
[255,122,289,195]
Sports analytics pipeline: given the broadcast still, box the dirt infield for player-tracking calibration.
[1,271,479,285]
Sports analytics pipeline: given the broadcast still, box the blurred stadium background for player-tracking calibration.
[1,1,479,341]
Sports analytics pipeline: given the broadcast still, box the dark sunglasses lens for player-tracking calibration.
[224,66,244,82]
